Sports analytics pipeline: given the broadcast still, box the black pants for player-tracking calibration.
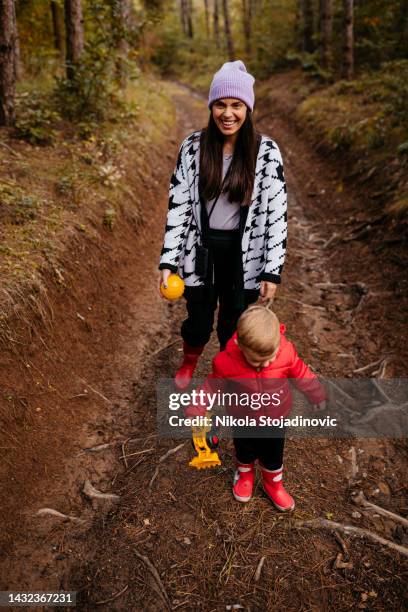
[233,429,286,471]
[181,230,258,349]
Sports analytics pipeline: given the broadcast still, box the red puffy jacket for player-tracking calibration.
[186,324,326,420]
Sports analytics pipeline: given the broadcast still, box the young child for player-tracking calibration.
[186,303,326,512]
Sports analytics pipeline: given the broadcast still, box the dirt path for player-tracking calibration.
[1,80,407,611]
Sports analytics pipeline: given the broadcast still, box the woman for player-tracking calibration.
[158,61,287,389]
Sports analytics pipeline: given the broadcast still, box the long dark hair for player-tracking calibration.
[199,111,261,206]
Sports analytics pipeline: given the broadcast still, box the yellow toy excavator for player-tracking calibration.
[189,423,221,469]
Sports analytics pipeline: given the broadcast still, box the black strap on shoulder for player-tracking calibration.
[207,176,226,223]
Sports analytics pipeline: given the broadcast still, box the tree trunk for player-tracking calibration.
[242,0,252,56]
[204,0,209,37]
[319,0,333,68]
[294,0,303,51]
[0,0,16,125]
[222,0,235,60]
[213,0,220,48]
[342,0,354,79]
[179,0,183,33]
[180,0,191,36]
[51,0,64,55]
[395,0,408,57]
[115,0,130,88]
[179,0,185,34]
[12,0,21,80]
[64,0,84,79]
[186,0,193,38]
[302,0,314,53]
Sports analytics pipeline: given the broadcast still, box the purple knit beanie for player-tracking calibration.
[208,60,255,112]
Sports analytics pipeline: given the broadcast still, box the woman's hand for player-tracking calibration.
[259,281,277,302]
[158,268,171,299]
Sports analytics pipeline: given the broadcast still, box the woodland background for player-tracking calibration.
[0,1,406,216]
[1,0,407,344]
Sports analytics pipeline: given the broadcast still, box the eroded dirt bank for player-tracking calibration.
[1,80,407,611]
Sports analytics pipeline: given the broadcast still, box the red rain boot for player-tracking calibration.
[174,342,205,390]
[260,464,295,512]
[232,462,255,502]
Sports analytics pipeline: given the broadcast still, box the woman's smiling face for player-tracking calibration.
[211,98,247,137]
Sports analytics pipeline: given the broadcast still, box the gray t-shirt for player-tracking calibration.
[206,154,241,230]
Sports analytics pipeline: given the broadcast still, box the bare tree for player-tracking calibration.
[222,0,235,60]
[242,0,253,56]
[186,0,193,38]
[51,0,64,55]
[204,0,209,37]
[179,0,187,34]
[179,0,193,37]
[342,0,354,79]
[0,0,17,125]
[302,0,314,53]
[115,0,131,88]
[213,0,220,48]
[12,0,21,80]
[294,0,303,51]
[319,0,333,68]
[395,0,408,57]
[64,0,84,79]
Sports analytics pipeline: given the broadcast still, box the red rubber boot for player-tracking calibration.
[260,465,295,511]
[174,342,205,390]
[232,462,255,502]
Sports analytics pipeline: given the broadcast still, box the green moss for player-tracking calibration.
[125,73,175,140]
[103,208,117,230]
[297,60,408,158]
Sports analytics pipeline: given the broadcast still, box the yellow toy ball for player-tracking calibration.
[160,274,185,301]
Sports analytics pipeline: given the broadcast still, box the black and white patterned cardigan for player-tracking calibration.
[159,130,287,289]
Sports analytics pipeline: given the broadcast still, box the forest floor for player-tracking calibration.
[0,75,407,611]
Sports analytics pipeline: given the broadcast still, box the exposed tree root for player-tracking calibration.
[295,518,408,558]
[148,443,186,491]
[134,550,171,610]
[94,584,128,606]
[36,507,86,525]
[83,480,120,502]
[352,490,408,528]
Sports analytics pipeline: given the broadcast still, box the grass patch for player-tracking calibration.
[297,61,408,154]
[294,60,408,214]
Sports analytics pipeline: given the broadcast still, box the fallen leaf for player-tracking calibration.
[378,481,391,496]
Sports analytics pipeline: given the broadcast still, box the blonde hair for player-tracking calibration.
[237,300,280,357]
